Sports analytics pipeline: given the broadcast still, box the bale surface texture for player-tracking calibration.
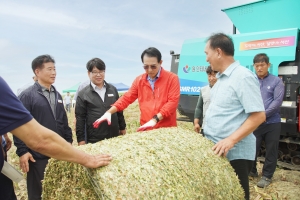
[42,127,244,199]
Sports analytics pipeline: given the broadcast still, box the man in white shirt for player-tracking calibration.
[64,92,72,113]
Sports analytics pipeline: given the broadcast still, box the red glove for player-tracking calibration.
[93,112,111,128]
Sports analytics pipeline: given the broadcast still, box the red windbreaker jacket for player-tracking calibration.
[113,67,180,129]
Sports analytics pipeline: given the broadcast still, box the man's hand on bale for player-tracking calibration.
[212,137,235,157]
[137,119,157,131]
[82,154,113,168]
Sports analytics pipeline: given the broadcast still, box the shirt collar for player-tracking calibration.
[216,61,240,79]
[256,72,269,79]
[38,83,54,92]
[147,67,161,81]
[90,81,106,90]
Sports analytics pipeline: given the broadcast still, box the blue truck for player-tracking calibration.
[170,0,300,170]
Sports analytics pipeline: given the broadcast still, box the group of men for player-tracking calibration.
[0,47,180,200]
[0,33,284,200]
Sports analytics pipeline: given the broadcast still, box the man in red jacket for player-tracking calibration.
[93,47,180,131]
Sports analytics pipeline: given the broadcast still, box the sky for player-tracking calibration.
[0,0,255,94]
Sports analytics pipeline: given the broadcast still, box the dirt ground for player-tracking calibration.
[6,102,300,200]
[249,163,300,200]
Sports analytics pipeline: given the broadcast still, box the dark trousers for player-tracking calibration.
[0,173,17,200]
[65,103,71,113]
[0,145,17,200]
[27,159,49,200]
[230,159,253,200]
[251,123,281,179]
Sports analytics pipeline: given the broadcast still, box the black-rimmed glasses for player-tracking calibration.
[91,71,105,75]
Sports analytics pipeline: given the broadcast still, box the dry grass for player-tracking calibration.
[43,127,245,199]
[6,101,300,200]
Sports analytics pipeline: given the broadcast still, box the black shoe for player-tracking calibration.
[249,171,258,177]
[257,176,272,188]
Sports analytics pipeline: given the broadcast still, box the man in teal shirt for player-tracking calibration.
[203,33,266,200]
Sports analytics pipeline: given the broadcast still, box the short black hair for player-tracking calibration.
[206,66,218,74]
[32,55,55,74]
[206,33,234,56]
[253,53,269,64]
[86,58,106,72]
[141,47,162,63]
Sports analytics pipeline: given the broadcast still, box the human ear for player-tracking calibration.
[217,48,222,58]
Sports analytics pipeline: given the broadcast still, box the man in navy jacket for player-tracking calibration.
[250,53,284,188]
[14,55,73,200]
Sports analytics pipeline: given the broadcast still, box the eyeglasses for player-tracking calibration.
[143,65,158,70]
[91,71,105,75]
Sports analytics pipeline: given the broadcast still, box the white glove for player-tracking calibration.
[93,112,111,128]
[137,119,157,132]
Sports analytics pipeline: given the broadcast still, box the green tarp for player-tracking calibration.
[62,82,81,93]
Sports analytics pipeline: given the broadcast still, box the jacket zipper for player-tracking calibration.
[92,84,112,139]
[146,80,156,116]
[37,90,57,131]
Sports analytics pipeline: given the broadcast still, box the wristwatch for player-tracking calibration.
[153,115,160,122]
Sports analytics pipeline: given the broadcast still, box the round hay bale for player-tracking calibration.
[42,127,244,199]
